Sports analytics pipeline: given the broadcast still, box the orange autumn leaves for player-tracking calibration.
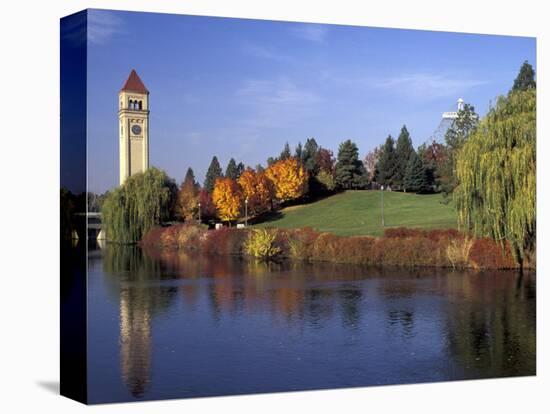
[212,178,242,222]
[238,169,273,215]
[265,157,308,201]
[212,157,308,223]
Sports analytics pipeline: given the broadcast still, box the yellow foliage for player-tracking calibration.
[265,157,308,201]
[244,228,281,259]
[212,178,243,222]
[237,168,274,215]
[446,237,474,269]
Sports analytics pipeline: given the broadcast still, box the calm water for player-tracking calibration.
[86,245,536,403]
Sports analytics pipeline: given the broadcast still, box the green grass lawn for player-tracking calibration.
[254,190,457,237]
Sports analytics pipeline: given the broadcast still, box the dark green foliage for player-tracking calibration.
[303,138,320,173]
[279,142,291,160]
[102,167,177,243]
[444,103,479,152]
[334,139,367,189]
[294,142,303,160]
[236,162,245,178]
[417,141,446,191]
[441,103,479,198]
[204,156,223,192]
[404,151,430,193]
[512,61,536,92]
[394,125,415,189]
[376,135,399,187]
[225,158,239,180]
[60,188,77,240]
[183,167,197,187]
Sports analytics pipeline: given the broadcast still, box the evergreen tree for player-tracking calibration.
[404,151,430,193]
[441,103,479,198]
[303,137,320,173]
[512,60,536,92]
[376,135,399,188]
[236,162,245,178]
[204,156,223,193]
[225,158,239,180]
[395,125,415,189]
[294,142,303,160]
[183,167,196,186]
[280,142,292,160]
[334,139,367,189]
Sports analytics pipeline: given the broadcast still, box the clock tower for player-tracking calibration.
[119,69,150,185]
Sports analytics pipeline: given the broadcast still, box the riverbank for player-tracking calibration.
[140,223,534,270]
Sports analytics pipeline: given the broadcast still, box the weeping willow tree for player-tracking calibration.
[454,89,536,266]
[102,167,177,243]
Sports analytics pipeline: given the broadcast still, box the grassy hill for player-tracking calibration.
[255,190,457,237]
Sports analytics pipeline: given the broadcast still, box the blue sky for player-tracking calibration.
[86,9,536,193]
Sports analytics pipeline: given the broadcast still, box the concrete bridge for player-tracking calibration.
[73,212,105,240]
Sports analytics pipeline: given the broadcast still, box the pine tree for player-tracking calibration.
[376,135,398,188]
[395,125,414,189]
[225,158,239,180]
[204,156,223,193]
[404,151,430,193]
[512,61,536,92]
[334,140,367,189]
[303,137,320,173]
[236,162,245,178]
[294,142,303,160]
[280,142,292,160]
[441,103,479,198]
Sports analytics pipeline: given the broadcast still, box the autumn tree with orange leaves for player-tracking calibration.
[175,167,199,221]
[265,157,308,202]
[238,168,274,215]
[212,177,243,224]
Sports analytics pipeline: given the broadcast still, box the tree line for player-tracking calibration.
[99,60,536,268]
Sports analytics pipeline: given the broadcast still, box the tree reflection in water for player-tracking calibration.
[96,245,535,401]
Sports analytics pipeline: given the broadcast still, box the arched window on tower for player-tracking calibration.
[138,101,143,110]
[128,99,133,109]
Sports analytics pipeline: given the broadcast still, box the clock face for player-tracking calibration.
[131,124,142,135]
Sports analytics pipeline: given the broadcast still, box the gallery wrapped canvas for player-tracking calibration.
[60,9,536,405]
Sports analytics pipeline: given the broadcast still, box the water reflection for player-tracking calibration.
[90,245,535,403]
[101,246,178,398]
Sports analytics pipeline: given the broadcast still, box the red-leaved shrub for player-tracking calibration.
[201,227,249,256]
[469,238,516,269]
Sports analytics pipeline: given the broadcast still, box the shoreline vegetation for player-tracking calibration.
[139,223,533,270]
[87,62,536,272]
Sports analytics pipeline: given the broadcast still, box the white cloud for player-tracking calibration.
[290,24,329,43]
[237,78,320,106]
[87,10,125,45]
[372,73,488,100]
[321,70,488,101]
[243,43,293,62]
[235,78,321,129]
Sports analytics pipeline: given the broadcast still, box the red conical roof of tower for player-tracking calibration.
[121,69,148,93]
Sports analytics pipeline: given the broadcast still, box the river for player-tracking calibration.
[84,244,535,403]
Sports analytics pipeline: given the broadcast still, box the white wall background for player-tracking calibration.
[0,0,547,412]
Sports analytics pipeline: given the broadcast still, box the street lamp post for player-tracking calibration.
[245,198,248,227]
[381,185,385,227]
[198,202,201,224]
